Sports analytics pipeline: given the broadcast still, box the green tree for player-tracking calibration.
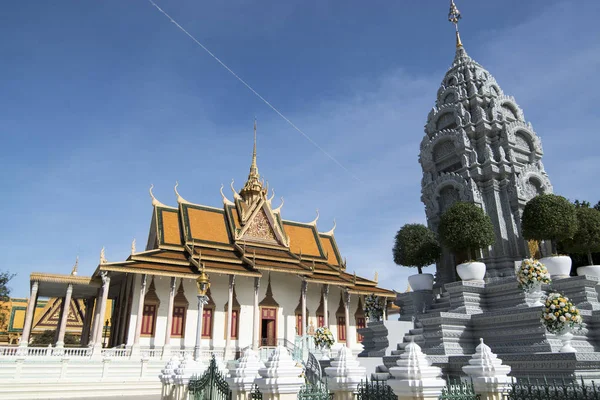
[30,330,80,346]
[393,224,441,274]
[438,202,496,263]
[574,200,591,208]
[0,271,15,330]
[521,194,578,256]
[562,207,600,265]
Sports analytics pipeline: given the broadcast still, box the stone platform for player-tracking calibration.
[390,275,600,380]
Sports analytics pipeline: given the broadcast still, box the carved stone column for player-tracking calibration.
[301,280,307,336]
[253,277,260,350]
[55,283,74,348]
[225,275,235,360]
[163,277,177,352]
[132,274,147,349]
[323,285,329,327]
[93,272,111,347]
[19,281,39,347]
[343,290,352,349]
[194,295,209,361]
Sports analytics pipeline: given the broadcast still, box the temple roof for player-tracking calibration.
[95,123,395,298]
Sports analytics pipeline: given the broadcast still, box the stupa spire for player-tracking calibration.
[448,0,463,49]
[240,118,265,203]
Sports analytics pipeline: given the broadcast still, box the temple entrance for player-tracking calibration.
[260,307,277,346]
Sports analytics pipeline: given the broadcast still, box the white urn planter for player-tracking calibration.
[577,265,600,279]
[540,256,571,279]
[408,273,434,291]
[456,261,486,281]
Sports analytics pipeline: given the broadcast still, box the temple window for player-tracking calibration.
[141,304,157,336]
[171,306,186,337]
[317,315,325,328]
[142,277,160,337]
[296,314,303,336]
[336,316,346,342]
[172,280,189,338]
[224,286,240,339]
[202,308,213,338]
[355,296,366,342]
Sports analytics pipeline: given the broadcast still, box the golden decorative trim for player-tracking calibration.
[304,277,352,286]
[30,273,100,286]
[130,255,191,266]
[253,265,312,275]
[98,264,262,278]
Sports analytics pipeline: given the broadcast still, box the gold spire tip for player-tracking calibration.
[448,0,463,48]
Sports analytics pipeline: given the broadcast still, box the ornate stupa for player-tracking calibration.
[419,1,553,286]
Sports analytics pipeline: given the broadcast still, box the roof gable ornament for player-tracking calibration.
[131,238,136,255]
[100,247,107,265]
[230,179,242,201]
[322,219,336,236]
[273,197,284,214]
[149,184,169,208]
[71,256,79,276]
[174,181,191,204]
[220,184,234,206]
[308,209,320,226]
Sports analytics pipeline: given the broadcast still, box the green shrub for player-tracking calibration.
[438,202,495,263]
[562,207,600,265]
[521,194,578,256]
[393,224,441,274]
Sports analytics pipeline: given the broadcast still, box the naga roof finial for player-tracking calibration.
[220,184,234,206]
[149,184,168,208]
[230,179,241,200]
[131,238,136,255]
[174,181,190,204]
[71,256,79,276]
[100,247,107,265]
[308,209,320,226]
[322,219,336,236]
[273,197,284,213]
[448,0,463,48]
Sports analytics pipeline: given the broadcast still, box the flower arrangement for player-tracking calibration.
[517,258,551,290]
[364,294,384,322]
[541,292,583,334]
[313,327,334,349]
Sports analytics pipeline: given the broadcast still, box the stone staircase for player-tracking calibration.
[369,292,453,381]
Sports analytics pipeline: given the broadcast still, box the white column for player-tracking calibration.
[132,274,147,348]
[343,290,352,348]
[322,285,329,328]
[225,275,235,360]
[194,295,208,361]
[301,280,307,336]
[252,277,260,350]
[93,273,111,347]
[89,288,102,346]
[19,281,39,347]
[163,277,176,351]
[55,284,74,348]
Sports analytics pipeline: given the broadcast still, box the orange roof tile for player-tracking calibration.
[159,208,183,246]
[319,235,341,265]
[184,205,230,245]
[282,222,323,257]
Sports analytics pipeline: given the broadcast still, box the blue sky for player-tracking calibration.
[1,1,599,297]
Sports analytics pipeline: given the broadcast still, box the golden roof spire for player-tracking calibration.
[448,0,463,48]
[240,118,265,203]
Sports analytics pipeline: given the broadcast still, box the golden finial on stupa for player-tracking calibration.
[448,0,463,48]
[240,118,265,203]
[71,256,79,276]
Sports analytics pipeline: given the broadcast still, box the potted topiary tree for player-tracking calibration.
[521,194,578,278]
[562,206,600,278]
[393,223,441,291]
[438,202,496,281]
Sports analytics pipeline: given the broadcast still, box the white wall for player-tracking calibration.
[125,272,363,350]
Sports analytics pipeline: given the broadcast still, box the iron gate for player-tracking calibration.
[188,356,232,400]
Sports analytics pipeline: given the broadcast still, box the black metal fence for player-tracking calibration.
[356,378,397,400]
[504,377,600,400]
[439,378,480,400]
